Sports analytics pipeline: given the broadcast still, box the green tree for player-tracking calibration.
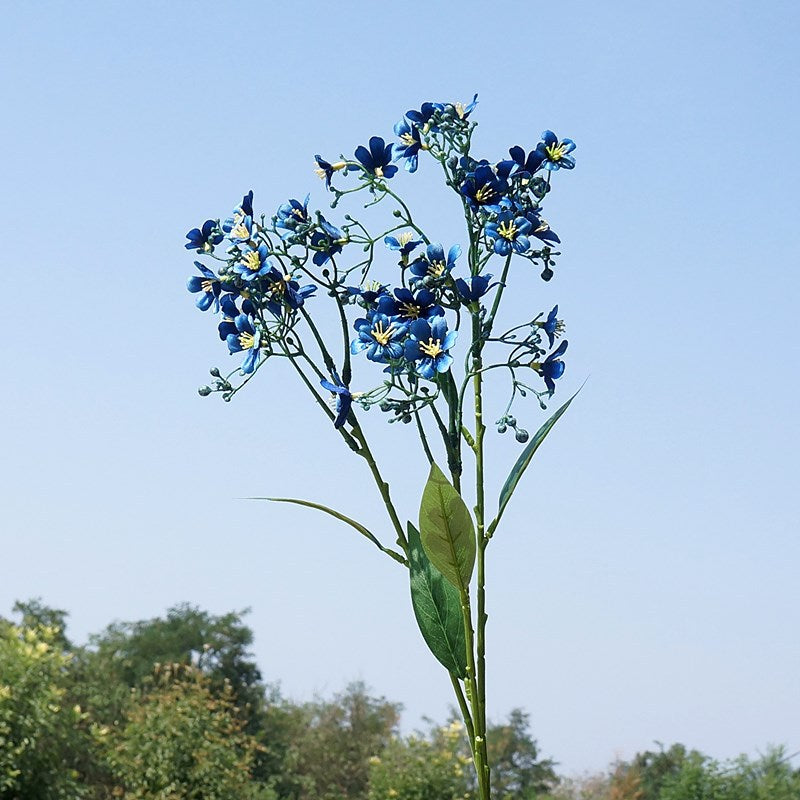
[106,663,271,799]
[487,708,558,798]
[367,719,473,800]
[290,681,402,800]
[0,622,89,799]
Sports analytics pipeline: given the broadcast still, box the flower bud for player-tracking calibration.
[198,386,212,396]
[209,367,221,377]
[515,429,529,443]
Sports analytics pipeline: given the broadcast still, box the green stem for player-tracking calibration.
[471,312,490,798]
[458,587,489,800]
[449,673,475,746]
[349,422,409,556]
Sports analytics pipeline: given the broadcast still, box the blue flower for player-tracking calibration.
[275,195,310,239]
[524,210,561,244]
[185,220,223,253]
[392,119,424,173]
[459,164,509,213]
[354,136,398,179]
[376,287,443,321]
[539,305,565,348]
[222,191,255,233]
[227,214,255,245]
[233,244,272,282]
[452,94,478,121]
[534,131,576,171]
[314,155,348,190]
[217,294,255,341]
[261,267,316,317]
[455,274,494,304]
[384,231,423,261]
[508,146,545,179]
[351,313,409,363]
[186,262,225,312]
[226,314,262,374]
[310,219,348,266]
[346,282,390,308]
[409,243,461,286]
[485,211,533,256]
[406,102,444,130]
[532,340,568,394]
[404,317,458,380]
[320,371,352,429]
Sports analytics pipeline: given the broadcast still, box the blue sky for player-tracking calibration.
[1,0,798,774]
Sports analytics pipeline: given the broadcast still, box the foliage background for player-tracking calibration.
[1,0,798,774]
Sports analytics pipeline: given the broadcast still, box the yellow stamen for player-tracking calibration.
[231,222,250,240]
[428,260,446,277]
[400,133,415,146]
[419,338,443,358]
[201,280,215,294]
[239,332,255,349]
[545,143,567,162]
[497,220,518,241]
[398,231,415,246]
[375,166,384,178]
[474,185,495,204]
[371,320,396,346]
[400,302,420,319]
[242,251,262,272]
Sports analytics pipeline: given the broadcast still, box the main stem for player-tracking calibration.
[471,311,490,798]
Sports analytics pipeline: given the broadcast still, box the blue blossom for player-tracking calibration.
[452,94,478,121]
[459,164,509,213]
[185,220,223,253]
[384,231,423,260]
[539,305,565,348]
[227,214,255,245]
[310,219,348,266]
[187,262,223,312]
[534,131,576,171]
[226,314,262,374]
[261,267,316,317]
[508,146,545,179]
[217,293,254,341]
[346,282,390,308]
[275,195,310,239]
[406,102,444,130]
[392,119,424,172]
[320,371,352,429]
[354,136,398,179]
[485,211,533,256]
[409,243,461,286]
[314,155,348,190]
[222,191,255,233]
[377,287,443,321]
[404,317,458,380]
[455,274,494,304]
[532,340,568,394]
[233,244,272,282]
[525,210,561,244]
[351,313,409,363]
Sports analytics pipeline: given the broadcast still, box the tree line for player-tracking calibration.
[1,600,797,799]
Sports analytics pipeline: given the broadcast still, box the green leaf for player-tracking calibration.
[497,389,580,523]
[252,497,406,565]
[407,523,467,677]
[418,463,475,591]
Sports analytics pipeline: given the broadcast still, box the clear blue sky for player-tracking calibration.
[2,0,798,775]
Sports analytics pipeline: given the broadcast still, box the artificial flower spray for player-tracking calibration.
[184,96,577,799]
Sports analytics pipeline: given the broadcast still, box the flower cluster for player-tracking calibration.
[183,95,576,431]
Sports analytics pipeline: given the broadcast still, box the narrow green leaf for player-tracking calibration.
[418,463,475,591]
[251,497,406,564]
[497,389,580,522]
[407,523,467,677]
